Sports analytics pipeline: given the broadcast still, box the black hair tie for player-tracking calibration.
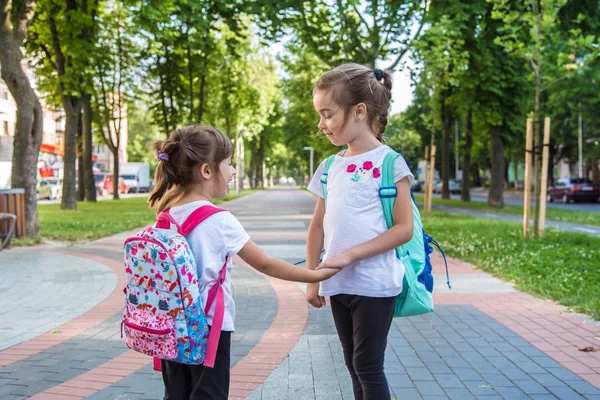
[373,68,384,81]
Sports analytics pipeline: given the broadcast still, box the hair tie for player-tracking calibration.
[373,68,384,81]
[157,150,169,162]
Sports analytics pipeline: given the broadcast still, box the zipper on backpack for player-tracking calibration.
[122,319,172,335]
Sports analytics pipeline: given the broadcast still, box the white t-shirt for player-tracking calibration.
[307,145,414,298]
[169,200,250,332]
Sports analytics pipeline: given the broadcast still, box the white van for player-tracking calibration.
[119,162,151,193]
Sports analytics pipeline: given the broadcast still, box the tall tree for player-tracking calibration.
[0,0,43,234]
[94,0,138,199]
[490,0,594,234]
[29,0,99,209]
[255,1,427,69]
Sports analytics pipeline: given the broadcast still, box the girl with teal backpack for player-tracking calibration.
[306,63,449,400]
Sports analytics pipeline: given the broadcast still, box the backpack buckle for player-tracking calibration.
[320,173,328,185]
[379,186,397,198]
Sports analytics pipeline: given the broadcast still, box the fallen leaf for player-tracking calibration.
[578,346,597,352]
[51,329,62,334]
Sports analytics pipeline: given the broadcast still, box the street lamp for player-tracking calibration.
[303,146,314,182]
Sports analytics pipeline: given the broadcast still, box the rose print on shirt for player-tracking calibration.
[345,160,381,208]
[346,161,380,182]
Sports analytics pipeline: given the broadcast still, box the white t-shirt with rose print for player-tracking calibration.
[168,200,250,332]
[307,145,414,298]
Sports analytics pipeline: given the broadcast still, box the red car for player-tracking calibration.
[547,178,600,203]
[94,173,129,196]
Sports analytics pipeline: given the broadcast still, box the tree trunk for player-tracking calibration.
[441,98,451,200]
[198,75,206,123]
[158,61,170,136]
[186,39,194,122]
[0,30,44,235]
[488,125,505,208]
[513,157,519,189]
[77,110,85,201]
[532,0,542,237]
[461,108,472,202]
[60,98,82,210]
[82,93,96,201]
[112,150,120,200]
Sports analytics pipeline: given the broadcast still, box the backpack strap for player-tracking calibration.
[321,155,336,204]
[203,256,227,368]
[156,205,226,235]
[380,151,402,258]
[157,205,227,368]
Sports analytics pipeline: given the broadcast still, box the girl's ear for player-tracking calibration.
[197,163,212,180]
[355,103,367,121]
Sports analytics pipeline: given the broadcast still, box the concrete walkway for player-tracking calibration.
[0,188,599,399]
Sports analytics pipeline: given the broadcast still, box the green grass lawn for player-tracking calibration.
[12,190,256,247]
[423,210,600,320]
[414,194,600,227]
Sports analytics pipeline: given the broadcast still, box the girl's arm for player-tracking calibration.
[237,238,337,283]
[317,177,413,269]
[306,197,326,271]
[305,197,327,308]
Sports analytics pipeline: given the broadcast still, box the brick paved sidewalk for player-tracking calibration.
[0,188,599,400]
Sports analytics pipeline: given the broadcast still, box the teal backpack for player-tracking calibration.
[320,151,450,317]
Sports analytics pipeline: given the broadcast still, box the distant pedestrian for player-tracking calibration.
[305,64,415,400]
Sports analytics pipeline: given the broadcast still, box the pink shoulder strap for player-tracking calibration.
[154,205,228,369]
[156,205,225,234]
[203,257,228,368]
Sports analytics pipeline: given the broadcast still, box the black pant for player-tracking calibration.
[330,294,396,400]
[161,331,232,400]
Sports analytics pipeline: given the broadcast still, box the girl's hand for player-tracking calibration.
[316,252,353,270]
[313,267,339,281]
[305,283,326,308]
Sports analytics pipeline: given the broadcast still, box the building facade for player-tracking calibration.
[0,64,127,189]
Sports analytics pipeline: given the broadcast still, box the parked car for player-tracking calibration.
[45,178,62,199]
[411,180,423,192]
[94,173,129,196]
[36,179,53,200]
[434,179,461,195]
[547,178,599,203]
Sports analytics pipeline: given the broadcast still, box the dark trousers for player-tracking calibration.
[330,294,396,400]
[161,331,231,400]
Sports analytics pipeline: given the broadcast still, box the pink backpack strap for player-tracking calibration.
[179,206,226,235]
[203,258,227,368]
[156,206,225,234]
[156,205,227,369]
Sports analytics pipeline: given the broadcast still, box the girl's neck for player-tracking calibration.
[344,132,383,157]
[175,186,213,206]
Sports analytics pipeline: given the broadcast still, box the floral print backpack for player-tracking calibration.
[122,206,227,369]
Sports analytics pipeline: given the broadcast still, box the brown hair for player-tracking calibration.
[148,125,233,213]
[314,63,392,142]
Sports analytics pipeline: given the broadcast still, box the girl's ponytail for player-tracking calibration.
[147,125,234,214]
[148,140,186,213]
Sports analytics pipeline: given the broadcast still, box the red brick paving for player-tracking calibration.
[435,262,600,390]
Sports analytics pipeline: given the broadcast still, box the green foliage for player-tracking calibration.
[254,0,426,69]
[13,191,256,245]
[385,115,422,169]
[423,210,600,320]
[414,194,600,227]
